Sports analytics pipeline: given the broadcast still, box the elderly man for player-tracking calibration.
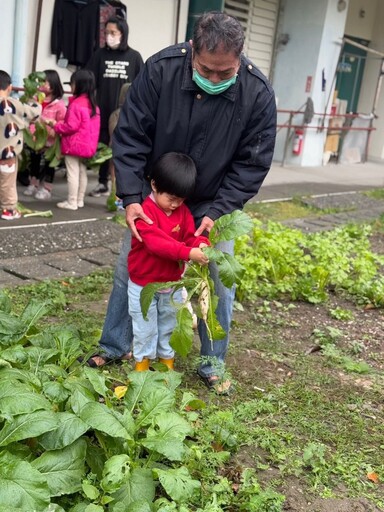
[88,11,276,394]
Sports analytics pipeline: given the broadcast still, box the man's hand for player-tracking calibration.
[194,216,214,237]
[126,203,153,241]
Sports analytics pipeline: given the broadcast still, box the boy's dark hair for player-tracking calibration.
[0,70,12,91]
[150,152,197,198]
[106,16,129,51]
[44,69,64,101]
[70,69,98,116]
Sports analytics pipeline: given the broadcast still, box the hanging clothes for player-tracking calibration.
[51,0,100,67]
[99,1,127,47]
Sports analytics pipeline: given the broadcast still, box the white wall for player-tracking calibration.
[354,0,384,161]
[31,0,189,87]
[272,0,348,165]
[0,0,17,76]
[344,0,377,40]
[125,0,189,61]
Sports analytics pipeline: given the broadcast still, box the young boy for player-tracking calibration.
[0,70,41,220]
[128,152,210,371]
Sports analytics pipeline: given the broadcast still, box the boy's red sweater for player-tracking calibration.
[128,196,210,286]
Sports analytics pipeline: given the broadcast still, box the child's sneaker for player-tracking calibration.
[23,184,38,196]
[57,200,77,210]
[35,187,52,200]
[89,184,109,197]
[1,209,22,220]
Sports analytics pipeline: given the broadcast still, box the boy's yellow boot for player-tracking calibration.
[159,357,174,370]
[135,359,150,371]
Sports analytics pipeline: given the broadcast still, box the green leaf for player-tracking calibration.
[0,381,51,416]
[124,371,181,413]
[82,482,100,500]
[209,210,253,245]
[0,346,28,364]
[180,392,206,411]
[42,381,71,403]
[0,293,12,313]
[67,386,97,415]
[169,307,194,357]
[31,438,86,496]
[20,299,50,327]
[0,410,58,446]
[85,505,104,512]
[154,466,201,503]
[205,248,245,288]
[140,281,180,319]
[110,468,156,510]
[0,312,25,345]
[79,402,134,441]
[135,388,175,428]
[39,412,89,450]
[83,366,109,398]
[0,451,50,510]
[141,412,193,461]
[101,454,131,493]
[0,367,41,388]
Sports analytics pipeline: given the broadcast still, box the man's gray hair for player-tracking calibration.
[193,11,244,57]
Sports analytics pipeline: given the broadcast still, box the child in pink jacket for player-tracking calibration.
[49,69,100,210]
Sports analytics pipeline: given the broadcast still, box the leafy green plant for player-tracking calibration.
[329,306,354,321]
[235,220,384,306]
[0,294,207,510]
[311,326,343,347]
[141,211,253,357]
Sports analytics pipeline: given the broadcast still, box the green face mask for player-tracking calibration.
[192,69,238,95]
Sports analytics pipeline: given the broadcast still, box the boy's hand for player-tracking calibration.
[189,248,209,266]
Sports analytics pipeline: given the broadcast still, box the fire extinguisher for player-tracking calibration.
[292,129,304,155]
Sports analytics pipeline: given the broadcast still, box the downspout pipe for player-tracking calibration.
[12,0,30,87]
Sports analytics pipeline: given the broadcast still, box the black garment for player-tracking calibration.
[86,45,144,186]
[51,0,99,67]
[29,151,55,185]
[113,43,277,221]
[85,46,144,144]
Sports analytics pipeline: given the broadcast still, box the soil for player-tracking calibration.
[178,231,384,512]
[81,232,384,512]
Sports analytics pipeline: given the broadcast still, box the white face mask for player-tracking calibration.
[106,35,121,49]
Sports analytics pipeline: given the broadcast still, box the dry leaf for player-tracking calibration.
[367,471,379,484]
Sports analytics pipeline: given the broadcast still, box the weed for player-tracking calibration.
[329,306,354,320]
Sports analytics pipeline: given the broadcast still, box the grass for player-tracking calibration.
[3,200,384,509]
[2,269,384,509]
[244,198,314,222]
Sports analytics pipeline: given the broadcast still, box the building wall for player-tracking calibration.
[345,0,377,40]
[346,0,384,161]
[272,0,348,165]
[3,0,189,87]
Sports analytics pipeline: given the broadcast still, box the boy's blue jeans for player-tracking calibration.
[128,279,183,361]
[99,229,235,379]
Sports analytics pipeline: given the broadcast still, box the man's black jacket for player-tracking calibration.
[113,42,277,221]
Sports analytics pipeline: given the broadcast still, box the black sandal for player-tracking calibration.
[86,352,132,368]
[198,372,233,395]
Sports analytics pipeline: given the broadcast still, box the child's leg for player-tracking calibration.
[40,158,55,191]
[29,150,42,184]
[77,159,88,204]
[64,155,80,206]
[157,288,183,360]
[0,158,18,210]
[128,279,158,363]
